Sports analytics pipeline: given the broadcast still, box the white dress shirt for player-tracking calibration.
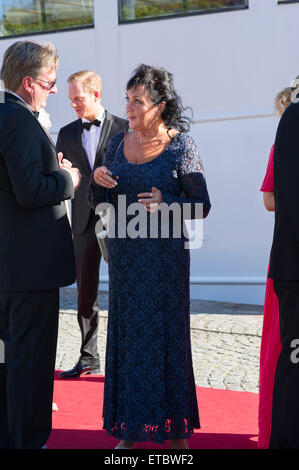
[82,108,106,170]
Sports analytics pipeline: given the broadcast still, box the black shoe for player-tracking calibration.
[58,361,100,378]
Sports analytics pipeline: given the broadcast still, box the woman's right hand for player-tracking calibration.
[93,166,118,188]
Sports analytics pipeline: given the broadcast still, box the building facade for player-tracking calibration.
[0,0,298,304]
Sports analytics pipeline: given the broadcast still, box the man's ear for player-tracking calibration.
[22,76,34,94]
[95,88,103,100]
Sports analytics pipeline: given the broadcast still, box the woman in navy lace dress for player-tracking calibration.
[88,65,211,449]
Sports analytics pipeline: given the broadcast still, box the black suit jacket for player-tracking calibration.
[56,111,127,236]
[0,92,76,291]
[269,101,299,280]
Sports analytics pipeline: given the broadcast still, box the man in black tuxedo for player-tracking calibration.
[57,71,127,378]
[0,40,81,449]
[268,92,299,448]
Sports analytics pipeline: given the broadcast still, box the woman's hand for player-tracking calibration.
[93,166,118,188]
[138,187,162,212]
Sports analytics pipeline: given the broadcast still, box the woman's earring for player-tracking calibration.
[156,114,159,122]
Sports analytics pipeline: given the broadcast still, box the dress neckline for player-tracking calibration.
[121,131,181,166]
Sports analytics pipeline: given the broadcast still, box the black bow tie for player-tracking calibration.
[82,119,101,131]
[33,111,39,119]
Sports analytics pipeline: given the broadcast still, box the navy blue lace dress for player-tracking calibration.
[88,131,211,444]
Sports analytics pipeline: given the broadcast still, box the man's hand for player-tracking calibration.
[67,167,81,191]
[58,152,73,170]
[58,152,81,191]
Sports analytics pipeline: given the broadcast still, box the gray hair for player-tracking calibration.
[0,40,59,92]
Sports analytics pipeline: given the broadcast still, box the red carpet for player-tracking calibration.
[46,371,258,449]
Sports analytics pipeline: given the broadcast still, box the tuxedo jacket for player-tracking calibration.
[56,111,127,236]
[269,101,299,280]
[0,92,76,291]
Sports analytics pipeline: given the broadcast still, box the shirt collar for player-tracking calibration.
[5,89,39,116]
[82,108,105,124]
[6,89,28,106]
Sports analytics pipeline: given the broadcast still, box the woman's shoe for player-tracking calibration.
[115,440,135,449]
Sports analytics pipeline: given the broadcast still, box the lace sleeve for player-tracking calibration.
[162,135,211,219]
[87,132,124,211]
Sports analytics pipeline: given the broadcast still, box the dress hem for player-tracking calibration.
[103,418,201,444]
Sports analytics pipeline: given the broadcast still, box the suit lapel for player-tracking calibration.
[94,111,113,168]
[35,118,57,150]
[73,119,92,175]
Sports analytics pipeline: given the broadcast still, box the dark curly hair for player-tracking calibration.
[126,64,192,133]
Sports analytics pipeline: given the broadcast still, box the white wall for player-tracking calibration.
[1,0,298,304]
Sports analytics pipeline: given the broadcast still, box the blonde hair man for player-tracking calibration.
[57,71,127,378]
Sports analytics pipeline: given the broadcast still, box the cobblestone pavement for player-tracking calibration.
[56,287,263,393]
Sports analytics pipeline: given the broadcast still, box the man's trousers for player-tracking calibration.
[0,288,59,449]
[73,214,101,366]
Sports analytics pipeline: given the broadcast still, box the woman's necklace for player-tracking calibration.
[134,130,144,145]
[134,130,165,146]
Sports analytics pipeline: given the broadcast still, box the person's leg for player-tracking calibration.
[170,439,189,449]
[115,439,189,449]
[0,294,9,448]
[270,279,299,448]
[74,218,101,367]
[115,440,135,449]
[2,289,59,449]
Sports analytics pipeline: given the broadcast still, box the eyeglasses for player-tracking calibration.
[32,77,57,90]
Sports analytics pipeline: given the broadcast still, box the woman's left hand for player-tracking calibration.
[138,187,162,212]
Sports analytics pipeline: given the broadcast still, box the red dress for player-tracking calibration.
[258,145,282,448]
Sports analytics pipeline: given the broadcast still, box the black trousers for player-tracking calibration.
[270,279,299,448]
[73,214,101,366]
[0,288,59,449]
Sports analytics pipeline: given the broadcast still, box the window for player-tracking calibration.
[0,0,94,38]
[119,0,248,23]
